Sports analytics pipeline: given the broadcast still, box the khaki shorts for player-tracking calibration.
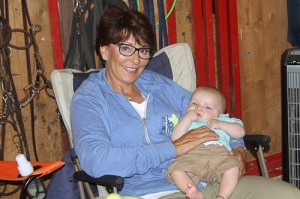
[166,144,241,184]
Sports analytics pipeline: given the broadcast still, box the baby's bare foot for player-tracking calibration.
[185,183,205,199]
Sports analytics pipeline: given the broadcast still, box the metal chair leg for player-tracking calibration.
[257,145,269,178]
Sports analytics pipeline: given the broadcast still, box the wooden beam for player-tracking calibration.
[166,0,177,44]
[215,0,231,114]
[227,0,242,118]
[192,0,206,86]
[48,0,64,69]
[203,0,216,86]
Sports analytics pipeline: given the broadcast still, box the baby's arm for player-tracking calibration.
[208,119,245,138]
[171,111,199,141]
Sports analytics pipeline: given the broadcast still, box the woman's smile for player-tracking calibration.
[122,65,138,72]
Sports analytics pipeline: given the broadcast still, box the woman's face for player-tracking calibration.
[100,35,150,89]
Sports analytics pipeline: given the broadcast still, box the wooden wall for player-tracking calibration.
[163,0,291,160]
[0,0,292,198]
[150,0,291,159]
[2,0,62,161]
[237,0,291,158]
[1,1,61,198]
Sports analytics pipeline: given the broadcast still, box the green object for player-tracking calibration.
[169,114,179,126]
[136,0,177,26]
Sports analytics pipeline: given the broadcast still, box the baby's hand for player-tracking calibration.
[207,119,221,129]
[185,110,199,122]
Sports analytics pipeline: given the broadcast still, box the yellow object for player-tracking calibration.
[106,193,122,199]
[105,193,141,199]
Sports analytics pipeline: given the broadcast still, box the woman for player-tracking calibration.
[70,8,300,198]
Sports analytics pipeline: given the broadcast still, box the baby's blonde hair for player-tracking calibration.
[193,86,226,113]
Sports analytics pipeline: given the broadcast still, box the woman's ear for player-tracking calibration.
[100,46,109,60]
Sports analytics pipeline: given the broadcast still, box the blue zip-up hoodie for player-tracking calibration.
[70,69,245,196]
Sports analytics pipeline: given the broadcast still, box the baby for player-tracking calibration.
[167,86,245,199]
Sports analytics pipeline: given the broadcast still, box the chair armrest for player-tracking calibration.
[72,171,124,193]
[244,134,271,151]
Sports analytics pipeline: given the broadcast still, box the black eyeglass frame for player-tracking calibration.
[112,42,156,60]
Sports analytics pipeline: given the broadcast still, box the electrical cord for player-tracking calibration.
[136,0,177,26]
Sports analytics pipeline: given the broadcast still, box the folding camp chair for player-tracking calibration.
[0,160,64,199]
[50,43,271,199]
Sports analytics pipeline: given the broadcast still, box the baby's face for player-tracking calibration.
[187,90,222,121]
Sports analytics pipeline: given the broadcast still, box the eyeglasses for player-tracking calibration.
[112,42,155,60]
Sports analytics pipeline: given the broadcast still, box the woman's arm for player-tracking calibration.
[230,146,247,174]
[229,138,247,173]
[173,126,219,156]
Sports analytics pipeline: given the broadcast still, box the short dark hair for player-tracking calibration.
[95,8,156,58]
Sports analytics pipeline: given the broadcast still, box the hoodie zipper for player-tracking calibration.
[128,93,151,144]
[142,94,151,144]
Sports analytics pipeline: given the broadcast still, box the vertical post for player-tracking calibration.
[203,0,216,86]
[166,0,177,44]
[48,0,64,69]
[192,0,216,87]
[48,0,66,153]
[227,0,242,118]
[215,0,231,114]
[192,0,205,86]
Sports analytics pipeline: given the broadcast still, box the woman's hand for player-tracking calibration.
[173,126,219,156]
[229,146,247,174]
